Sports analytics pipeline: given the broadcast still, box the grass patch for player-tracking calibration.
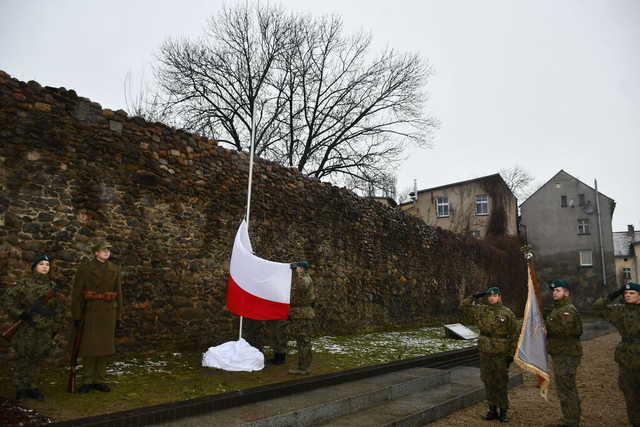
[0,326,476,422]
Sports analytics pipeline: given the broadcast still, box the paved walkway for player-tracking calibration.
[427,332,630,426]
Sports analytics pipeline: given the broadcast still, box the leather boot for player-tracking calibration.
[15,389,30,400]
[78,384,93,393]
[498,408,509,422]
[28,388,45,401]
[268,352,286,365]
[482,405,498,420]
[93,383,111,392]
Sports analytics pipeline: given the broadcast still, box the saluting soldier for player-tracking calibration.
[545,280,582,427]
[71,240,123,393]
[288,261,315,375]
[593,282,640,427]
[460,286,518,423]
[2,254,66,400]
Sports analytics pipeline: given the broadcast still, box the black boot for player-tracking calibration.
[93,383,111,392]
[15,389,30,400]
[482,405,498,420]
[268,352,286,365]
[498,408,509,423]
[28,388,45,401]
[78,384,93,393]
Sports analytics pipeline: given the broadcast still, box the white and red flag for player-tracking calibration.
[226,220,292,320]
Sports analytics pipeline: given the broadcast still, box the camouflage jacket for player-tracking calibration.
[593,297,640,370]
[289,272,315,320]
[545,297,582,357]
[2,273,66,332]
[460,296,518,355]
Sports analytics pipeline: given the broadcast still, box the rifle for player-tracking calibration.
[1,287,59,342]
[67,318,84,393]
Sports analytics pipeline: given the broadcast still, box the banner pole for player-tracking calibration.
[238,112,257,340]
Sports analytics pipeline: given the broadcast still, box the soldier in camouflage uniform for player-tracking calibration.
[461,286,518,423]
[545,280,582,427]
[288,261,315,375]
[593,281,640,427]
[2,255,66,400]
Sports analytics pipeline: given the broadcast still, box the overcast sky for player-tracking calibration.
[1,0,638,230]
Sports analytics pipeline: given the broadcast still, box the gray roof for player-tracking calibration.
[613,231,640,257]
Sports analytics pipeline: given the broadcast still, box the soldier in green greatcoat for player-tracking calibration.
[2,254,66,400]
[288,261,315,375]
[460,286,518,423]
[545,280,582,427]
[71,240,123,393]
[593,281,640,427]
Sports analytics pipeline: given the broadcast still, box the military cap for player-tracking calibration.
[549,280,570,290]
[291,261,310,270]
[31,254,50,270]
[486,286,501,295]
[624,282,640,292]
[91,240,112,252]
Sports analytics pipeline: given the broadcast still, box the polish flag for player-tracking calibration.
[226,220,292,320]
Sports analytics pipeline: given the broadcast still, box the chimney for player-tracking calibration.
[628,224,635,235]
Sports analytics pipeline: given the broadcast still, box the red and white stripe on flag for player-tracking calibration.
[226,220,292,320]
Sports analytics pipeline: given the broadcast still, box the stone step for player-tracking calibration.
[315,366,522,427]
[155,367,450,426]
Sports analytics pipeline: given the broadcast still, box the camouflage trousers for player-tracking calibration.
[11,326,53,389]
[618,365,640,427]
[551,354,581,427]
[479,352,509,409]
[272,319,289,354]
[289,319,312,371]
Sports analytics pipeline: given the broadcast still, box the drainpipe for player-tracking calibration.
[594,179,607,287]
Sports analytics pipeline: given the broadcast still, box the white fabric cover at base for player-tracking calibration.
[202,338,264,372]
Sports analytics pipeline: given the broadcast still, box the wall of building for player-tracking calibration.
[404,178,517,238]
[0,71,527,356]
[520,170,617,306]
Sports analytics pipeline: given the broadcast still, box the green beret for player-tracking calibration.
[549,280,570,290]
[31,254,50,270]
[486,287,501,295]
[624,282,640,292]
[91,240,112,252]
[291,261,310,270]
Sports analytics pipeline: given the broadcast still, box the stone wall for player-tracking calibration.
[0,70,527,353]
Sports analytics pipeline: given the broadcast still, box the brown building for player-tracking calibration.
[399,173,518,238]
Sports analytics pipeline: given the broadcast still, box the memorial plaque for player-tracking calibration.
[444,323,479,340]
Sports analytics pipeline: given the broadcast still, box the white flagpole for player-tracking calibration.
[239,112,257,340]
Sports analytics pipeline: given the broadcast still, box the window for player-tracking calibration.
[577,219,590,234]
[561,195,567,207]
[436,197,449,217]
[578,194,585,206]
[475,195,489,215]
[623,268,632,282]
[471,231,481,238]
[579,250,593,266]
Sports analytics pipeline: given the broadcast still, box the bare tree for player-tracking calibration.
[500,165,535,201]
[153,3,435,186]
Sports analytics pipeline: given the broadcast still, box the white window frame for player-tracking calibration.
[471,230,481,238]
[579,250,593,267]
[436,197,449,217]
[475,194,489,216]
[623,267,632,282]
[577,219,590,234]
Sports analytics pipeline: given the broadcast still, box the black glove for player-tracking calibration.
[608,287,625,301]
[73,319,83,328]
[506,356,514,366]
[18,312,32,322]
[472,291,487,299]
[290,263,296,270]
